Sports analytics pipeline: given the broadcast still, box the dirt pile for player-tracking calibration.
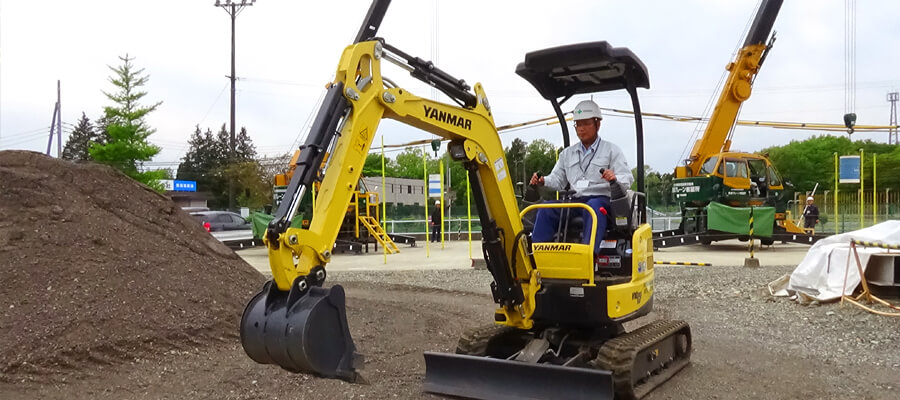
[0,150,264,381]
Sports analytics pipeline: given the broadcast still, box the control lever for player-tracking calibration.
[600,168,630,228]
[523,172,543,203]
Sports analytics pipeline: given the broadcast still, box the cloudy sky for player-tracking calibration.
[2,0,899,174]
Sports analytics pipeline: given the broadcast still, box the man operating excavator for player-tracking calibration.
[529,99,632,256]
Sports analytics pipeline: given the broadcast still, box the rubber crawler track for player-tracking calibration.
[455,324,516,356]
[593,319,692,399]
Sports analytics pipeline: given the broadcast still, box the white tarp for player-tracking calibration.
[778,220,900,302]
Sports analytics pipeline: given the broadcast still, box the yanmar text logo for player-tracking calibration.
[423,105,472,130]
[533,244,572,251]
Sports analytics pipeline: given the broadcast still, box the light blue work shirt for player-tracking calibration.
[543,136,632,197]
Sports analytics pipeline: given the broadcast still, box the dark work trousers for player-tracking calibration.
[431,224,440,242]
[532,196,611,254]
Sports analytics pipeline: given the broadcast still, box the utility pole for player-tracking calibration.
[888,91,898,145]
[215,0,256,210]
[45,80,62,157]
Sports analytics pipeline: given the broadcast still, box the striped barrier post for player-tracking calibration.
[852,239,900,250]
[744,206,760,268]
[654,261,712,267]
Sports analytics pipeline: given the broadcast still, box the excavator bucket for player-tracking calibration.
[240,280,361,381]
[423,352,614,400]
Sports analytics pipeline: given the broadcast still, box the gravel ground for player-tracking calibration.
[330,266,900,371]
[3,263,898,399]
[328,264,900,399]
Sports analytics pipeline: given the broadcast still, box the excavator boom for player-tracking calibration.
[241,0,537,381]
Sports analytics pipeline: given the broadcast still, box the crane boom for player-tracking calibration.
[676,0,783,178]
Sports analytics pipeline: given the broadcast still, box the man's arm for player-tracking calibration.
[541,150,567,191]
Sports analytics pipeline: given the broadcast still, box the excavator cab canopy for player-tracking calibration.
[515,41,649,99]
[515,40,650,194]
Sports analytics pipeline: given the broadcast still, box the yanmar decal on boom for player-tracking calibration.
[423,105,472,130]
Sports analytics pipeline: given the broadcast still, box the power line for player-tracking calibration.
[2,126,51,139]
[197,83,229,127]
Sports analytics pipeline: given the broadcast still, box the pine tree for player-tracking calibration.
[177,124,262,209]
[89,54,165,191]
[214,123,231,161]
[178,126,227,207]
[62,113,101,161]
[235,126,257,161]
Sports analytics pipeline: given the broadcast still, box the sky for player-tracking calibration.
[2,0,899,175]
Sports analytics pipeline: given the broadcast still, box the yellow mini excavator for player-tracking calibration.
[240,1,691,399]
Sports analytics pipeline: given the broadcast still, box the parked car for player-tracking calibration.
[191,211,251,232]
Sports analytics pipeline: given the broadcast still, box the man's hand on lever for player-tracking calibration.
[599,168,616,182]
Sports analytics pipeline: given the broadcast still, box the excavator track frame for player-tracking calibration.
[594,319,692,399]
[425,319,691,400]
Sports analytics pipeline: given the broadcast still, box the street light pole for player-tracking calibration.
[215,0,256,211]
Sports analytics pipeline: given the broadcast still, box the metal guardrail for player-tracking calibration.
[383,216,682,234]
[211,217,685,248]
[211,229,261,249]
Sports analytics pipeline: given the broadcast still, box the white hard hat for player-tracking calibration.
[435,200,440,205]
[807,196,814,201]
[572,100,602,121]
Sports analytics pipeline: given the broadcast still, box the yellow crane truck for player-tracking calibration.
[654,0,826,248]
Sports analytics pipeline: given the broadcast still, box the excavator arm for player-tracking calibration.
[242,0,540,380]
[677,0,783,178]
[267,37,535,319]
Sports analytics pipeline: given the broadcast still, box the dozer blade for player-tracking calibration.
[241,279,361,381]
[423,352,613,400]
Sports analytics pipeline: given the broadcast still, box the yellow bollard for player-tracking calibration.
[860,148,864,230]
[423,148,430,258]
[834,153,839,234]
[467,174,472,259]
[382,135,387,265]
[439,159,445,249]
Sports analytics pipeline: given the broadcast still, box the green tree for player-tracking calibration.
[363,153,398,176]
[524,138,557,177]
[89,54,165,191]
[444,153,468,207]
[235,126,257,161]
[224,161,271,210]
[760,135,900,194]
[176,124,262,209]
[62,112,102,161]
[394,147,431,178]
[177,126,225,206]
[505,138,528,185]
[658,172,674,208]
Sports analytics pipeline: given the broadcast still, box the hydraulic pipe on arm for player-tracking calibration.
[676,0,783,178]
